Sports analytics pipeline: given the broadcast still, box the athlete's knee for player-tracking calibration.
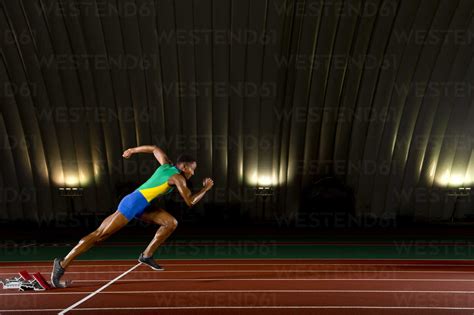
[164,218,178,231]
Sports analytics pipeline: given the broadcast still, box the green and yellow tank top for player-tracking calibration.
[137,164,181,202]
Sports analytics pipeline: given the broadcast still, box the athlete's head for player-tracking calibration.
[176,154,196,179]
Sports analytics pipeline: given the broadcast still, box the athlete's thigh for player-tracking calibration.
[138,207,175,226]
[97,210,129,234]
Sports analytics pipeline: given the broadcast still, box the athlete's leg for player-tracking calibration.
[61,210,129,269]
[139,208,178,257]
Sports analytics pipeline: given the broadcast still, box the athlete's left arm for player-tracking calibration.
[122,145,171,165]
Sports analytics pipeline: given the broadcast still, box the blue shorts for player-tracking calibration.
[117,190,150,220]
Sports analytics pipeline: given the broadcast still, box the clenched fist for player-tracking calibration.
[202,178,214,191]
[122,148,134,159]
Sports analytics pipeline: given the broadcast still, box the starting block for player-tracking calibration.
[19,270,33,281]
[32,272,51,290]
[1,271,52,291]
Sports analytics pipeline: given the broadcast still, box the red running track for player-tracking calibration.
[1,259,474,315]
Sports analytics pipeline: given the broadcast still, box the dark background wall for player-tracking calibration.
[0,0,473,226]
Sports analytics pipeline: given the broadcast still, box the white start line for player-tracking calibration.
[59,263,141,315]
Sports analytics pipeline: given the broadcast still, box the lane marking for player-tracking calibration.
[59,278,474,282]
[19,243,36,248]
[4,306,474,312]
[3,269,474,276]
[2,262,474,269]
[6,241,474,247]
[3,257,474,263]
[58,263,141,315]
[71,306,474,310]
[5,289,474,296]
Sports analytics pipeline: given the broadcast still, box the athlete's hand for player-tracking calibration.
[203,178,214,191]
[122,148,134,159]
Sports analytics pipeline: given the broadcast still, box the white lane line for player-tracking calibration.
[2,262,474,269]
[5,289,474,296]
[58,263,141,315]
[19,243,37,249]
[152,262,474,266]
[3,269,474,276]
[3,257,474,263]
[4,306,474,312]
[4,263,459,268]
[65,278,474,282]
[71,306,474,310]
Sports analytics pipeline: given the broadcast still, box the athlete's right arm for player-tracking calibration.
[122,145,171,165]
[171,174,214,208]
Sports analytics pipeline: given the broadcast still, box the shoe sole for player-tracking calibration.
[50,260,60,288]
[138,259,165,271]
[50,272,57,288]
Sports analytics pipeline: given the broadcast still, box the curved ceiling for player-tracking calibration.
[0,0,473,223]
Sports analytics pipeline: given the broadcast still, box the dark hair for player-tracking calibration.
[176,154,196,164]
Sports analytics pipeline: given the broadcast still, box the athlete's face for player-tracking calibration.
[181,162,196,179]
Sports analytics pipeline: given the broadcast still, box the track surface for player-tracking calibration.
[1,259,474,314]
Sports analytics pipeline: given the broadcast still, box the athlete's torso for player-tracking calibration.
[136,164,181,202]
